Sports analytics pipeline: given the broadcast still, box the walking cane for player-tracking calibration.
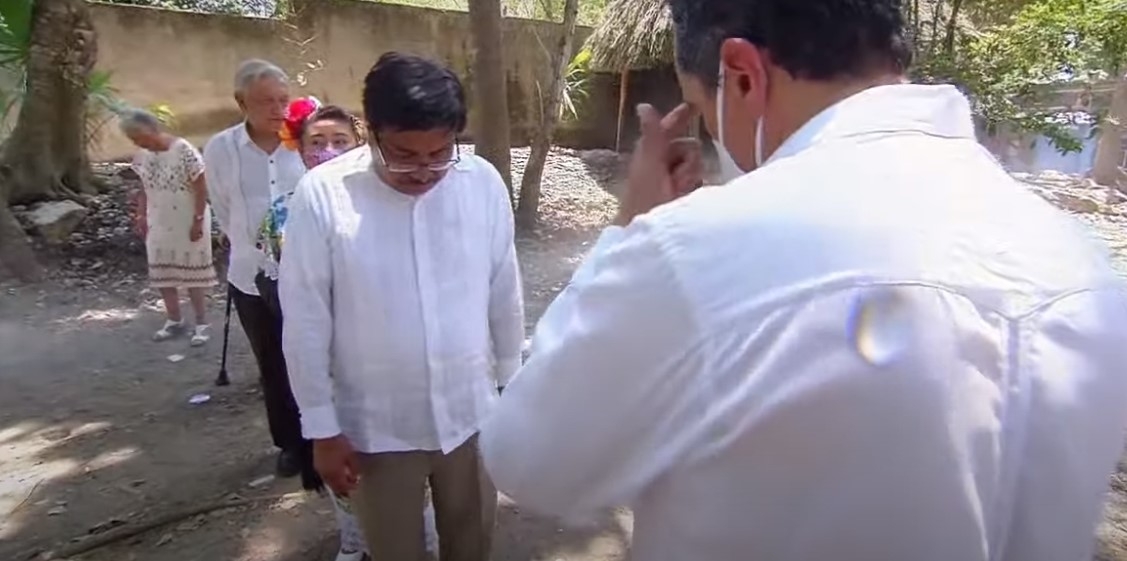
[215,283,233,387]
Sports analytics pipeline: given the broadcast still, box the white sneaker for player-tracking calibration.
[153,319,184,342]
[190,324,211,347]
[334,550,365,561]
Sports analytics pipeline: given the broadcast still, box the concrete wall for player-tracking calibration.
[89,0,627,159]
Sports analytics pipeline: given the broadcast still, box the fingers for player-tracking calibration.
[639,103,699,144]
[669,138,704,197]
[637,104,665,152]
[666,137,702,167]
[660,103,699,137]
[343,452,360,489]
[326,471,353,497]
[320,460,358,496]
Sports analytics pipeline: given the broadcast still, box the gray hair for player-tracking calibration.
[234,59,289,95]
[118,107,163,135]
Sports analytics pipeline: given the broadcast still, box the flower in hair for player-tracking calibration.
[279,96,322,151]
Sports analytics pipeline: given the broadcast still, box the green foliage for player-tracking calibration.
[909,0,1127,153]
[148,103,178,128]
[0,0,125,143]
[0,0,32,68]
[560,48,591,121]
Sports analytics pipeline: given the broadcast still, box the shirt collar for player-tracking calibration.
[768,84,976,165]
[233,121,256,147]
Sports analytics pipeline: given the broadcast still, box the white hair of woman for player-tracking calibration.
[118,107,164,136]
[234,59,289,95]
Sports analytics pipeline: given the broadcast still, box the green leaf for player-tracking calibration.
[0,0,32,68]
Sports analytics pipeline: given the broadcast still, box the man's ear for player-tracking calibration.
[234,93,246,113]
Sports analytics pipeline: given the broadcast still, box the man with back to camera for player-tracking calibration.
[279,52,524,561]
[480,1,1127,560]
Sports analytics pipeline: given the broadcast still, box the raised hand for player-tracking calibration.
[615,103,704,226]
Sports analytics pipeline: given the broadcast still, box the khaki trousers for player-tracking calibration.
[351,435,496,561]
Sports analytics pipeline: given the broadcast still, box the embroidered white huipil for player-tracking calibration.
[481,85,1127,561]
[280,148,524,454]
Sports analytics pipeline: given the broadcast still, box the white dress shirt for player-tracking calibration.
[280,148,524,454]
[481,85,1127,561]
[204,123,306,295]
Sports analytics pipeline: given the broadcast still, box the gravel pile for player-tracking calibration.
[459,145,620,235]
[1013,170,1127,274]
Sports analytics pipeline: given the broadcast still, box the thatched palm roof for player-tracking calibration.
[584,0,988,73]
[585,0,673,72]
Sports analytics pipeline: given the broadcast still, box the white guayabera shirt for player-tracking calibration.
[280,148,524,454]
[204,123,306,296]
[480,85,1127,561]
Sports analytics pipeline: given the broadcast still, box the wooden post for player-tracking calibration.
[615,68,630,152]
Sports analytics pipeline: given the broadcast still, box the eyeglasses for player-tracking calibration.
[373,141,460,174]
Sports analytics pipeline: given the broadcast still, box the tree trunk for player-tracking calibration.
[1093,75,1127,192]
[2,0,97,204]
[468,0,513,198]
[0,200,40,282]
[0,0,97,281]
[942,0,965,56]
[515,0,580,227]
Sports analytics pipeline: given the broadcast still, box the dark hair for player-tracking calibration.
[362,52,467,134]
[299,105,368,146]
[667,0,911,89]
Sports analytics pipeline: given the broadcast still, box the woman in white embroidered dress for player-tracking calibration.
[122,108,217,346]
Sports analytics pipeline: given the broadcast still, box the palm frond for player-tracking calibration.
[0,0,32,69]
[584,0,672,71]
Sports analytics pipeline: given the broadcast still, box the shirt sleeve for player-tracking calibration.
[526,226,626,358]
[279,175,340,440]
[479,218,702,521]
[202,135,231,235]
[130,152,144,177]
[180,139,205,182]
[485,168,525,386]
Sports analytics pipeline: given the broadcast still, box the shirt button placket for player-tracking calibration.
[268,158,278,195]
[412,199,444,446]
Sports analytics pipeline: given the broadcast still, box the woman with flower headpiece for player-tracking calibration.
[256,96,438,561]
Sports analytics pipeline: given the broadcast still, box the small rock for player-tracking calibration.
[248,475,275,488]
[1055,192,1101,213]
[47,505,68,516]
[20,200,89,243]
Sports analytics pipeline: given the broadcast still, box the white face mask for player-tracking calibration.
[715,65,768,183]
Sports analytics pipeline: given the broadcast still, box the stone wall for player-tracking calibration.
[89,0,637,159]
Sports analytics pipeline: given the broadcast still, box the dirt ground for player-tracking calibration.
[0,224,634,561]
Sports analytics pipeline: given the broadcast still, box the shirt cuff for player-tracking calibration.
[495,356,522,387]
[299,404,343,440]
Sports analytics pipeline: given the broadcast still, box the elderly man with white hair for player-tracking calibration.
[204,59,309,479]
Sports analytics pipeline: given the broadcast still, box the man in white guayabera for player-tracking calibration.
[204,60,310,481]
[480,1,1127,561]
[280,53,523,561]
